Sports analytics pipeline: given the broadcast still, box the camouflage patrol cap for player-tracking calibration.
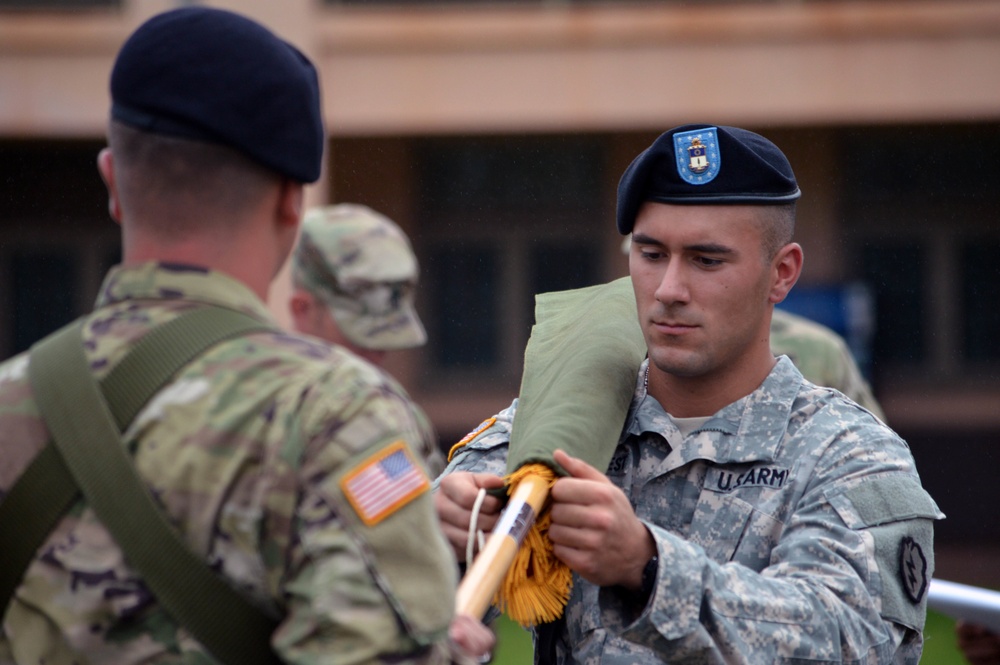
[617,124,800,234]
[293,204,427,350]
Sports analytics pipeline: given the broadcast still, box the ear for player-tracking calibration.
[97,148,122,223]
[288,289,314,329]
[768,242,803,304]
[276,179,305,229]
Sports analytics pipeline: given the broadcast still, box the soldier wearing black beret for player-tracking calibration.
[436,124,941,664]
[0,7,493,664]
[616,124,801,234]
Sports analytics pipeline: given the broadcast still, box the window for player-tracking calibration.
[860,241,925,365]
[10,250,78,355]
[428,244,499,369]
[0,139,116,360]
[415,135,607,389]
[842,124,1000,383]
[961,238,1000,362]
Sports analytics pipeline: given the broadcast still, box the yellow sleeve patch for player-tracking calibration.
[448,416,497,462]
[341,441,430,526]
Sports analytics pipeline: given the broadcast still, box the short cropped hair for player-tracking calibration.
[107,120,281,232]
[754,203,797,262]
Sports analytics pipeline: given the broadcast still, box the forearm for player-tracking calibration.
[600,517,923,664]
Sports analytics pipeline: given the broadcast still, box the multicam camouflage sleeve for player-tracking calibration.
[267,364,459,665]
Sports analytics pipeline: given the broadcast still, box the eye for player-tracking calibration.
[695,256,724,268]
[638,248,664,261]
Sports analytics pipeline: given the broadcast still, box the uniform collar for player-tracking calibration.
[625,356,804,465]
[94,261,277,324]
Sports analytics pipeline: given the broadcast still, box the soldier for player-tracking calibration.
[290,204,427,370]
[289,204,445,476]
[435,125,942,663]
[0,7,489,664]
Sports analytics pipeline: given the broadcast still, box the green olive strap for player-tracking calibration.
[0,306,280,665]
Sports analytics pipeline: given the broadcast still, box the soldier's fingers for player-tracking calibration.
[434,482,502,533]
[548,498,606,530]
[550,543,601,582]
[438,472,505,511]
[550,474,620,509]
[553,449,610,483]
[438,521,477,559]
[471,471,506,494]
[448,614,496,660]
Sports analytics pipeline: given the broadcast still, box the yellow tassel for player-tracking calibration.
[492,464,574,627]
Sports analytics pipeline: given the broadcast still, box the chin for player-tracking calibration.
[649,349,707,379]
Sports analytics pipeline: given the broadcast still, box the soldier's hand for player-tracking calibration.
[448,613,496,664]
[434,472,505,562]
[956,621,1000,665]
[548,449,655,590]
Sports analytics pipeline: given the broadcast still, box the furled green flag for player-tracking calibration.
[507,275,646,474]
[457,276,647,627]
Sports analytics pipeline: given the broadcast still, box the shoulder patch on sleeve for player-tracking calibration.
[871,519,936,630]
[341,441,429,526]
[900,536,929,604]
[825,474,943,631]
[448,416,497,461]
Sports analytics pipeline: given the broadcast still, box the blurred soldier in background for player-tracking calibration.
[290,204,427,369]
[957,621,1000,665]
[289,203,445,475]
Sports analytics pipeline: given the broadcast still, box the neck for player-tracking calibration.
[646,343,777,418]
[120,222,287,302]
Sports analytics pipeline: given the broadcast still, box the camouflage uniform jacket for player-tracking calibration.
[442,356,943,664]
[0,262,458,665]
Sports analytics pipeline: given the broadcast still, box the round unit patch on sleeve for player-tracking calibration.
[342,441,430,526]
[900,536,928,604]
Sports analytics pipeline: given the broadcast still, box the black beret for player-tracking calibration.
[616,124,800,234]
[110,7,324,183]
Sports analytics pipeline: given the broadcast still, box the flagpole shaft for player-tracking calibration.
[455,474,550,620]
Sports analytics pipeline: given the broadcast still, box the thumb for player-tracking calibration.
[472,472,506,491]
[553,448,608,482]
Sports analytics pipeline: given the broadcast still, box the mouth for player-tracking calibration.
[651,320,697,336]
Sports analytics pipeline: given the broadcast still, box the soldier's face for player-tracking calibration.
[629,202,775,384]
[294,294,388,367]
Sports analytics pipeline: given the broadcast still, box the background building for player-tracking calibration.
[2,0,999,614]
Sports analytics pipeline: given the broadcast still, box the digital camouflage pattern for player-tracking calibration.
[292,205,427,352]
[0,262,458,665]
[770,308,886,421]
[442,356,943,664]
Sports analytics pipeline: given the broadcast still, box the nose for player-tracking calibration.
[654,258,690,305]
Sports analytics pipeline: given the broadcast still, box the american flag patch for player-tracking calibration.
[342,441,430,526]
[448,416,497,461]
